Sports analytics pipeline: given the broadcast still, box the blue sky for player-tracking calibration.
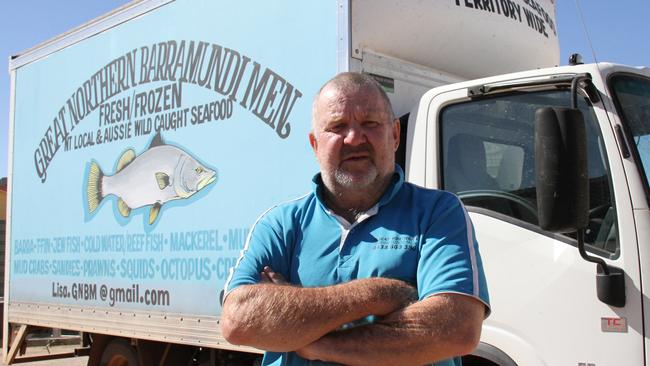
[1,1,649,179]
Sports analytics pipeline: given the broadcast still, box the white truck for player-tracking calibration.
[5,0,650,365]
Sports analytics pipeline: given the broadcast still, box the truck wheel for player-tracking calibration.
[462,355,499,366]
[100,339,141,366]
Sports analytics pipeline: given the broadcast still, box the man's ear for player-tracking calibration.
[392,118,400,152]
[309,132,318,153]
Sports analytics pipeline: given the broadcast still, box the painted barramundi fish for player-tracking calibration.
[86,132,216,224]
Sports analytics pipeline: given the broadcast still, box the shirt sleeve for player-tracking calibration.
[417,192,490,314]
[223,208,292,297]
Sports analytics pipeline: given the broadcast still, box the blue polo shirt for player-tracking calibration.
[225,166,490,366]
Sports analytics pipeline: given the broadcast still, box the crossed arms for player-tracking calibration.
[221,267,485,366]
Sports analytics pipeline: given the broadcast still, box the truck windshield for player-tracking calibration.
[610,75,650,192]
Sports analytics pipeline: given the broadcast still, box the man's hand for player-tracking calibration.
[259,266,288,285]
[220,273,416,352]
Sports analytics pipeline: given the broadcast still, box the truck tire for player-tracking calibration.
[100,338,141,366]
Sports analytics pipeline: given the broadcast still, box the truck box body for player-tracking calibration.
[6,0,343,351]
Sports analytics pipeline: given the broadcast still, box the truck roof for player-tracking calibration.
[417,62,650,101]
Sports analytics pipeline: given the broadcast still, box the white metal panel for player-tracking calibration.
[337,0,351,72]
[592,63,650,366]
[8,301,262,354]
[634,209,650,366]
[585,68,649,366]
[351,0,559,80]
[470,212,643,366]
[404,94,429,186]
[2,69,17,362]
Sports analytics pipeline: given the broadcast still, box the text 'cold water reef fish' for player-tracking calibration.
[86,132,217,225]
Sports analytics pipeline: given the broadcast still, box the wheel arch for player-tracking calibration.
[464,342,518,366]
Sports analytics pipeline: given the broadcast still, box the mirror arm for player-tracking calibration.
[578,229,626,307]
[576,230,610,275]
[571,75,585,109]
[571,73,599,109]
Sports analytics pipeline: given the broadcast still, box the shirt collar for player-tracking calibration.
[311,164,405,211]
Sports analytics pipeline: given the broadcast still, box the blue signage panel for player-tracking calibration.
[10,0,338,316]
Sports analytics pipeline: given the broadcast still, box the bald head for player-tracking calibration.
[312,72,395,130]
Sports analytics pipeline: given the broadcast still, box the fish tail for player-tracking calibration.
[87,161,104,213]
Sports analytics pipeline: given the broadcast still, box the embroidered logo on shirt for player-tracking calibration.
[372,235,418,250]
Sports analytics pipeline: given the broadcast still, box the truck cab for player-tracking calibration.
[404,63,650,365]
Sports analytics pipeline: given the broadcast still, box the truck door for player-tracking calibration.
[417,84,644,365]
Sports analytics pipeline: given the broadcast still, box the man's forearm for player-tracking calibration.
[220,277,416,352]
[297,294,485,366]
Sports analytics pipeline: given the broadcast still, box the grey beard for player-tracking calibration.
[333,166,378,189]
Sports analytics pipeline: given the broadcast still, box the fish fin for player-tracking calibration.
[155,172,170,190]
[149,202,162,224]
[116,149,136,172]
[149,131,164,149]
[117,198,131,217]
[87,161,104,213]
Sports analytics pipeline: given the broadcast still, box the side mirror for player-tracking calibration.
[535,107,625,307]
[534,107,589,232]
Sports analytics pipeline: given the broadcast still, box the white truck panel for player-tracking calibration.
[3,64,17,357]
[472,213,643,366]
[351,0,560,79]
[7,301,261,354]
[634,209,650,366]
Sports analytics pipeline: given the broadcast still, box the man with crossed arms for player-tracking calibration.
[221,72,490,366]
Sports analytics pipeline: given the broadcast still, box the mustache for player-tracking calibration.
[340,144,374,159]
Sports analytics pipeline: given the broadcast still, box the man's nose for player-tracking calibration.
[343,124,367,145]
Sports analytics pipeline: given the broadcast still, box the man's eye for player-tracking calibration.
[364,121,379,128]
[327,124,345,132]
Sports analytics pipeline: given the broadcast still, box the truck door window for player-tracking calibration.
[441,90,618,254]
